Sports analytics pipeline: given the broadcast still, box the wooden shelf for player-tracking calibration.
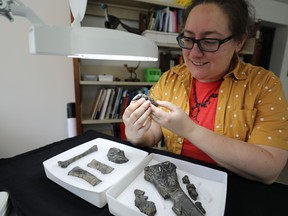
[82,118,123,125]
[80,81,155,86]
[88,0,185,10]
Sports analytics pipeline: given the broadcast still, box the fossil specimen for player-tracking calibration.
[68,166,102,186]
[182,175,190,184]
[87,159,114,174]
[186,183,198,201]
[195,201,206,215]
[144,161,204,216]
[134,189,157,216]
[58,145,98,168]
[107,147,128,164]
[132,93,158,107]
[183,175,198,201]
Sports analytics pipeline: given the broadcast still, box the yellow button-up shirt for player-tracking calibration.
[149,56,288,155]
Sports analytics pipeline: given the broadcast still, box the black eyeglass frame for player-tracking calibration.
[176,33,234,52]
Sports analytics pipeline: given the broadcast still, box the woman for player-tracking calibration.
[122,0,288,184]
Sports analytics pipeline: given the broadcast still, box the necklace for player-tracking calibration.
[191,79,222,123]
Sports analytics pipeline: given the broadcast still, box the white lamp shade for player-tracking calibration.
[29,25,158,61]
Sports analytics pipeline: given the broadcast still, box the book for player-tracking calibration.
[95,89,107,119]
[116,89,128,119]
[99,88,112,120]
[91,89,104,119]
[105,88,116,119]
[111,87,123,119]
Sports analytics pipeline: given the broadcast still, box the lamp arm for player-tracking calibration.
[0,0,45,25]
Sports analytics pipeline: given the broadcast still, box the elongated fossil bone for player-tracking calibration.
[87,159,114,174]
[144,161,205,216]
[68,166,102,186]
[58,145,98,168]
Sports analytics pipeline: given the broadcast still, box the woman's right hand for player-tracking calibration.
[122,98,153,145]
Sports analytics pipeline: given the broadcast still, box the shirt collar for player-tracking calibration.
[224,54,248,80]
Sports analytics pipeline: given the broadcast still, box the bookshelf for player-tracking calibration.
[73,0,186,136]
[73,0,260,136]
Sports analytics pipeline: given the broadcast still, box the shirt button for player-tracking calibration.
[178,138,183,144]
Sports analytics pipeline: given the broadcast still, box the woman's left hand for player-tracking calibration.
[150,100,196,138]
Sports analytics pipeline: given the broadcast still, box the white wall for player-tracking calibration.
[250,0,288,99]
[0,0,74,158]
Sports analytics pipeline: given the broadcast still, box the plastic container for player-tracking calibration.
[144,68,162,82]
[43,138,148,208]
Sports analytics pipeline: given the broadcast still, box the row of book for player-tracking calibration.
[139,7,183,33]
[90,87,149,120]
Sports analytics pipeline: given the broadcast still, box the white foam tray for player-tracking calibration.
[0,192,9,216]
[106,153,227,216]
[43,138,148,208]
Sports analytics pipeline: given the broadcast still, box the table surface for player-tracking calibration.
[0,130,287,216]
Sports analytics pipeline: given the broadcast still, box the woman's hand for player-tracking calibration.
[151,100,197,138]
[122,98,153,145]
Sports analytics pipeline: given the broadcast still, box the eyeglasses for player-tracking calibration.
[176,33,234,52]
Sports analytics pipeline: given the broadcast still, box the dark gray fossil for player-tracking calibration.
[195,201,206,215]
[182,175,190,184]
[182,175,200,201]
[144,161,205,216]
[182,175,206,214]
[68,166,102,186]
[87,159,114,174]
[131,93,158,107]
[58,145,98,168]
[134,189,157,216]
[107,147,128,164]
[186,183,198,201]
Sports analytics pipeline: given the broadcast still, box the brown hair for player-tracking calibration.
[183,0,255,41]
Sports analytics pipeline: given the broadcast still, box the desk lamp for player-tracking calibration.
[0,0,158,61]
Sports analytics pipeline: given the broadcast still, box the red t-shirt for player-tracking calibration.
[182,79,222,165]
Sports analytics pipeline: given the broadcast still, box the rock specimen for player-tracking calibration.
[195,202,206,215]
[134,189,157,216]
[131,93,158,107]
[182,174,206,214]
[68,166,102,186]
[144,161,205,216]
[107,147,128,164]
[186,183,198,201]
[87,159,114,174]
[182,175,190,184]
[58,145,98,168]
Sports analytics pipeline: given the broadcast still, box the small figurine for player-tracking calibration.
[124,62,140,82]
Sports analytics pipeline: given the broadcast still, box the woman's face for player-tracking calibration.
[183,3,244,82]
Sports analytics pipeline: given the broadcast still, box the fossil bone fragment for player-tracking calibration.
[131,93,158,107]
[68,166,102,186]
[107,147,128,164]
[195,201,206,215]
[182,175,199,201]
[186,183,198,201]
[87,159,114,174]
[134,189,157,216]
[58,145,98,168]
[144,161,205,216]
[182,175,190,184]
